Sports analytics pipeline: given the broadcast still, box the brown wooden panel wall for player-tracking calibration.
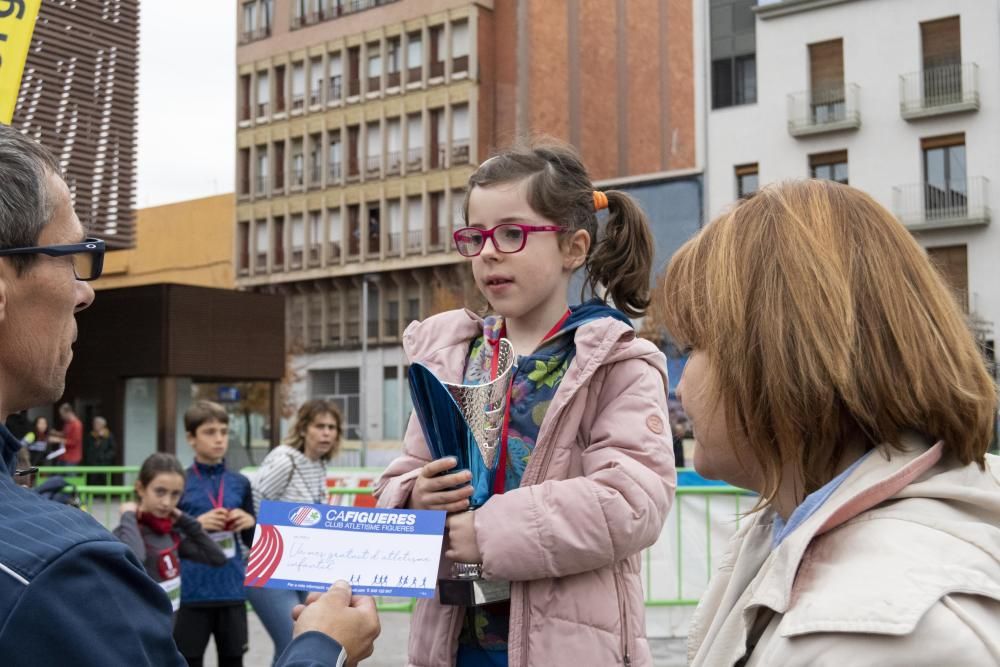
[12,0,139,249]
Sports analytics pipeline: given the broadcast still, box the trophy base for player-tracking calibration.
[438,576,511,607]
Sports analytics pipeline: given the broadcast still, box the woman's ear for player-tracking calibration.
[563,229,591,271]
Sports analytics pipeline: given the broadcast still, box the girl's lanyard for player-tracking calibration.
[488,310,570,495]
[191,465,225,510]
[149,534,183,611]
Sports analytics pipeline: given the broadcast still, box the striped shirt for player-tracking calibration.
[252,444,327,513]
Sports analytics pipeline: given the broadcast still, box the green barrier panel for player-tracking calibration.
[36,465,140,488]
[47,467,747,612]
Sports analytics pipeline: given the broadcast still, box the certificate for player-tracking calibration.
[245,500,446,598]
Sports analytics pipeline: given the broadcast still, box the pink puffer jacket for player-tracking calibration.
[375,309,676,667]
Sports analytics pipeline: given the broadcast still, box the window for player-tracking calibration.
[406,31,422,82]
[292,62,305,110]
[255,219,269,271]
[328,208,343,259]
[406,113,423,169]
[366,121,381,175]
[710,0,756,109]
[310,368,360,439]
[325,290,342,347]
[810,150,848,184]
[367,42,382,93]
[238,148,250,195]
[735,163,758,198]
[382,366,403,438]
[309,57,323,106]
[922,133,966,219]
[309,133,322,187]
[429,192,446,248]
[927,245,968,311]
[256,71,270,117]
[288,295,306,348]
[237,222,250,273]
[273,140,285,190]
[345,287,360,344]
[260,0,273,34]
[290,214,305,267]
[452,104,469,164]
[386,118,401,174]
[452,20,469,75]
[921,16,962,105]
[308,210,322,265]
[348,46,361,97]
[808,39,845,123]
[387,199,402,254]
[242,2,256,39]
[307,293,323,350]
[367,204,381,255]
[328,53,343,102]
[347,125,360,179]
[429,108,444,168]
[452,189,465,233]
[328,131,342,183]
[429,25,445,79]
[239,74,251,120]
[366,281,380,339]
[291,138,304,187]
[255,145,269,194]
[406,195,423,251]
[347,204,361,256]
[274,65,286,113]
[387,37,401,88]
[272,215,285,268]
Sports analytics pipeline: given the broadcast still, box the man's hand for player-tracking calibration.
[408,457,474,512]
[445,510,482,563]
[291,581,380,665]
[196,507,229,532]
[227,508,255,531]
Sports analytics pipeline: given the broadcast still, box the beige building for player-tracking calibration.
[234,0,696,460]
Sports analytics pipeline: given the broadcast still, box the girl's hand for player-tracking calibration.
[408,457,474,512]
[119,501,137,516]
[171,507,183,519]
[444,511,482,563]
[228,508,256,531]
[197,507,229,532]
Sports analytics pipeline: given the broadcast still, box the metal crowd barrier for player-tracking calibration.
[31,466,750,612]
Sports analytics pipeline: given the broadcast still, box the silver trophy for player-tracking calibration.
[408,338,517,606]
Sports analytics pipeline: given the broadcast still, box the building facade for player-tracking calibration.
[234,0,697,461]
[700,0,999,373]
[12,0,139,248]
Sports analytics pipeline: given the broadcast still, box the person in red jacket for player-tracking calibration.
[58,403,83,465]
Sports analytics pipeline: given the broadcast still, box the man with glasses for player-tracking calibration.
[0,126,379,666]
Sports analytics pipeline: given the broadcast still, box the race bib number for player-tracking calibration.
[160,576,181,613]
[212,530,237,559]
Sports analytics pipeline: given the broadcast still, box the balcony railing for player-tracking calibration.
[291,166,304,187]
[429,60,445,79]
[328,162,342,184]
[310,88,323,106]
[386,70,401,88]
[256,102,270,118]
[291,94,305,111]
[451,140,469,165]
[385,151,401,175]
[899,63,979,120]
[892,176,990,232]
[328,241,342,261]
[407,65,422,84]
[453,55,469,75]
[387,232,402,255]
[367,76,380,94]
[309,165,323,187]
[239,25,272,45]
[787,84,860,137]
[406,147,423,170]
[348,78,360,97]
[365,155,381,175]
[407,229,423,250]
[255,253,268,274]
[328,77,342,102]
[255,176,269,195]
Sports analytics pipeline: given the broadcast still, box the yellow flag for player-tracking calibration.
[0,0,42,125]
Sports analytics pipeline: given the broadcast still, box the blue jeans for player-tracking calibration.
[245,587,309,665]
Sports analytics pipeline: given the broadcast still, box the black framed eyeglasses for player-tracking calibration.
[0,238,105,281]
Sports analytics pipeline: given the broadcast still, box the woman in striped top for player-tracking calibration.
[246,399,342,665]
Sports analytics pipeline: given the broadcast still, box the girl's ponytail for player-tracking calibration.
[585,190,654,318]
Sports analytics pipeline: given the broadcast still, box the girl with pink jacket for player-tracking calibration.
[375,142,677,667]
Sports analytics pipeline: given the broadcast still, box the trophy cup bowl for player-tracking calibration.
[408,338,517,606]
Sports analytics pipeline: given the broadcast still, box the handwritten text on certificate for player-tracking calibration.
[245,501,446,597]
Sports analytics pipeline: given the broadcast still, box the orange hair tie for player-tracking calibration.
[593,190,609,211]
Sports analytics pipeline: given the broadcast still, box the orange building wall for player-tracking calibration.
[97,194,236,290]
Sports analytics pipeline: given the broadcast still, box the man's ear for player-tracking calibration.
[563,229,591,272]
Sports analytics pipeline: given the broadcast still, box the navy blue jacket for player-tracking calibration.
[0,426,343,666]
[178,461,254,604]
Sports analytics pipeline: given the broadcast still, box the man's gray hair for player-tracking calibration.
[0,124,62,272]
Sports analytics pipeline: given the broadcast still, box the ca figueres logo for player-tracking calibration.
[288,506,322,527]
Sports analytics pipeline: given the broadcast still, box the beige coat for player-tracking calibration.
[688,434,1000,666]
[375,309,677,667]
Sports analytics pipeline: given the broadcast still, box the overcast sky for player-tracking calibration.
[136,1,235,208]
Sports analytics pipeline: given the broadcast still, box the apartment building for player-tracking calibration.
[235,0,697,456]
[700,0,998,374]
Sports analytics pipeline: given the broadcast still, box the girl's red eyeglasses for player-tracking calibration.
[453,223,563,257]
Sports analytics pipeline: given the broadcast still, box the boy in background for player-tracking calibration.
[175,401,256,667]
